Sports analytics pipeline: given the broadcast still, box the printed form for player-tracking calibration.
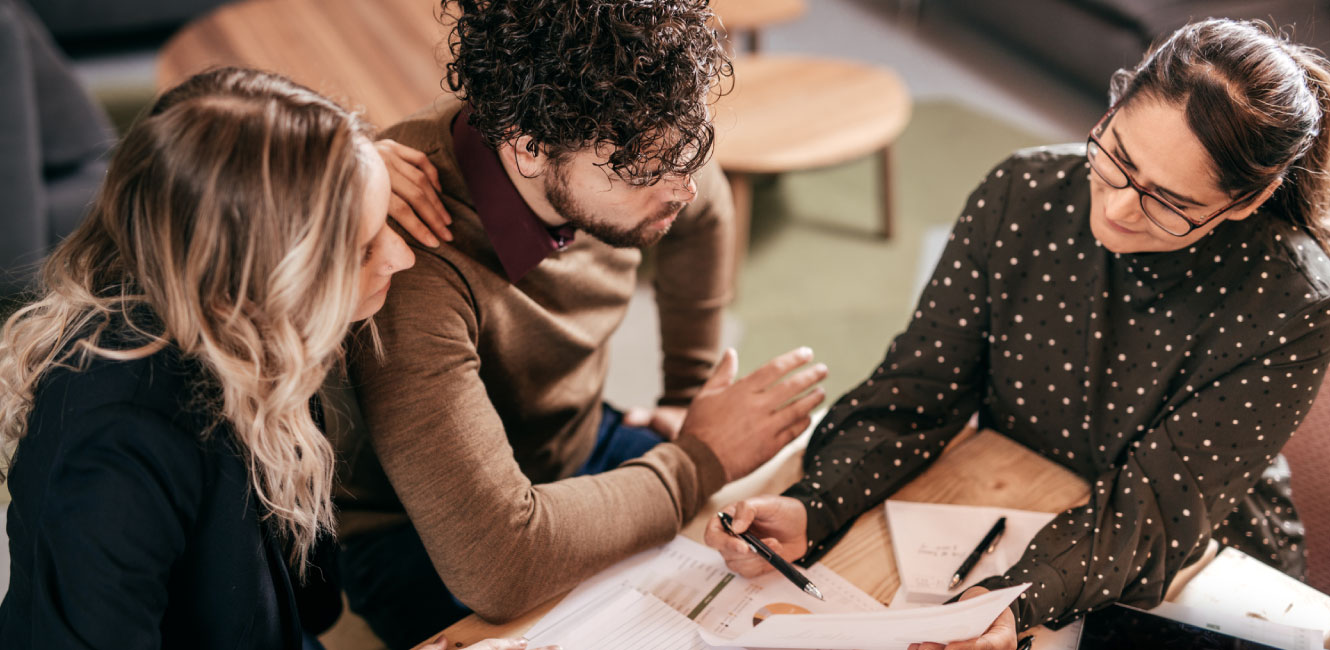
[523,536,1026,649]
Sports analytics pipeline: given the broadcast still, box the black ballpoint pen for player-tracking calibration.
[948,516,1007,590]
[717,512,824,601]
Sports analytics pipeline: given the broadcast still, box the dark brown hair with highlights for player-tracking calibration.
[1110,18,1330,251]
[442,0,731,185]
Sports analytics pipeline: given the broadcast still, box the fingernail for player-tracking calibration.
[814,363,827,373]
[427,238,440,248]
[798,346,813,359]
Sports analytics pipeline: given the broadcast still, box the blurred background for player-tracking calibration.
[5,0,1330,647]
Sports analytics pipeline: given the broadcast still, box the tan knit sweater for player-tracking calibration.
[334,96,734,622]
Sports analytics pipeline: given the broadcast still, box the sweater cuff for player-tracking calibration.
[673,434,727,508]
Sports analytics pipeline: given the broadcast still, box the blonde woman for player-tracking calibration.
[0,68,543,650]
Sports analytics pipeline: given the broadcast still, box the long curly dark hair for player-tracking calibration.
[442,0,732,185]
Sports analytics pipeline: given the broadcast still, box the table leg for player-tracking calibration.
[726,171,753,288]
[878,145,895,239]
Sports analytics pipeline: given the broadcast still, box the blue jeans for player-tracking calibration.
[339,404,663,650]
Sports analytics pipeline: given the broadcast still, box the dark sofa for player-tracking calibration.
[27,0,227,50]
[930,0,1330,98]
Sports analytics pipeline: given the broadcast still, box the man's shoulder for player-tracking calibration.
[380,94,466,160]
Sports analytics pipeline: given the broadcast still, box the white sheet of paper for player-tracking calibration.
[526,536,883,650]
[696,583,1029,650]
[526,588,708,650]
[1172,546,1330,647]
[884,500,1057,602]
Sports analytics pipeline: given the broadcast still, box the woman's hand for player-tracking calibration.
[375,139,452,247]
[906,586,1017,650]
[418,635,560,650]
[702,495,809,577]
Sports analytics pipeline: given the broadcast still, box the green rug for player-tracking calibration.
[733,99,1058,400]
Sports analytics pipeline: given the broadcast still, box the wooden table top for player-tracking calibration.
[712,0,807,31]
[157,0,450,129]
[432,429,1091,648]
[713,55,913,174]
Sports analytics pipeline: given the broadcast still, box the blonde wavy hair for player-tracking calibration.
[0,67,374,573]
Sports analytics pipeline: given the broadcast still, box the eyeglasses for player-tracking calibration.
[1086,108,1256,237]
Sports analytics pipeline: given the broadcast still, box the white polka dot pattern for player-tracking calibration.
[782,145,1330,631]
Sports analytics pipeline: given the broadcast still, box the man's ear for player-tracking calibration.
[1229,177,1283,221]
[498,135,547,179]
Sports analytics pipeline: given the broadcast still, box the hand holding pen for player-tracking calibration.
[717,512,824,600]
[703,495,814,581]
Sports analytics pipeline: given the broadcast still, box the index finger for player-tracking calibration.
[740,347,814,391]
[702,509,737,549]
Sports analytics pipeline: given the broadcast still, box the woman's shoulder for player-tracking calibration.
[1247,217,1330,308]
[955,144,1092,249]
[41,344,205,419]
[992,143,1088,179]
[26,338,223,472]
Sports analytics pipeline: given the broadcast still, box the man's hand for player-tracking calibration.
[622,405,687,440]
[375,139,452,247]
[703,495,809,577]
[907,586,1018,650]
[680,347,827,481]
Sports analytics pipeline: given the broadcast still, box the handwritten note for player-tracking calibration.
[884,500,1057,603]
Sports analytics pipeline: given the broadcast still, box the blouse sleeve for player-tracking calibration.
[24,404,201,650]
[784,159,1015,562]
[977,305,1330,629]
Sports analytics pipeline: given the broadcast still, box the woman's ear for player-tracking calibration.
[1229,177,1283,221]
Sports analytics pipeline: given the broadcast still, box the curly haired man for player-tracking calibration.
[331,2,828,647]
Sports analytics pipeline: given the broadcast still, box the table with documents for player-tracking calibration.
[428,428,1330,649]
[433,429,1089,648]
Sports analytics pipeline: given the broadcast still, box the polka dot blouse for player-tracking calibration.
[783,145,1330,630]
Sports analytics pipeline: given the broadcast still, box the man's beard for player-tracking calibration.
[544,168,685,249]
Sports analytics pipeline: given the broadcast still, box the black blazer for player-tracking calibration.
[0,341,332,650]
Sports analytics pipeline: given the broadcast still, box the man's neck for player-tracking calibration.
[496,143,568,229]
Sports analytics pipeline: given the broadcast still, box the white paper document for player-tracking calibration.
[1170,547,1330,649]
[884,500,1056,604]
[523,536,1027,650]
[697,583,1029,650]
[526,588,707,650]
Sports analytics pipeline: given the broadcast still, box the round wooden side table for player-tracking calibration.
[712,54,913,265]
[711,0,807,52]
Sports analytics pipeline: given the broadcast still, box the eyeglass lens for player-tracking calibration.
[1086,140,1199,236]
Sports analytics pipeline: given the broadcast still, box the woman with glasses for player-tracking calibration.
[703,18,1330,649]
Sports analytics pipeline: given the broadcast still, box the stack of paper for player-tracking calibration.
[522,536,1027,650]
[884,500,1056,605]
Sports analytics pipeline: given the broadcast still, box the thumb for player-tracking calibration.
[703,348,739,390]
[622,406,652,426]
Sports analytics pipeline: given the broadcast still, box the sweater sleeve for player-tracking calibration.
[20,405,201,650]
[977,306,1330,629]
[783,159,1013,563]
[652,161,735,406]
[348,252,726,623]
